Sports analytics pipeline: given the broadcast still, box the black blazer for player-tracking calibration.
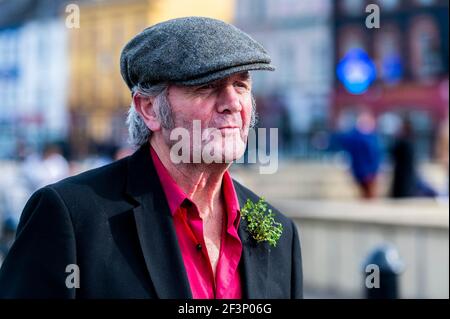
[0,144,303,299]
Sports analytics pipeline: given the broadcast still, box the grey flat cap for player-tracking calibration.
[120,16,274,89]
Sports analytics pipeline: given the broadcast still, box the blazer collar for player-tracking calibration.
[234,183,270,299]
[126,143,192,299]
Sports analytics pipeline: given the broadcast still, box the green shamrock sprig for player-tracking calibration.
[240,197,283,247]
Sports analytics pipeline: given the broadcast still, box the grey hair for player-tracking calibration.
[126,83,258,147]
[126,83,173,147]
[249,97,258,128]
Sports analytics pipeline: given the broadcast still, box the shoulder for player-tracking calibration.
[48,156,129,198]
[22,156,133,228]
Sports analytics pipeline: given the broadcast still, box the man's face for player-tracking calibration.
[162,72,253,163]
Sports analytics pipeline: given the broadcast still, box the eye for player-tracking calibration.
[198,83,216,91]
[234,81,250,90]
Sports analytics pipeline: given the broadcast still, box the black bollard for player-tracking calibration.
[362,244,404,299]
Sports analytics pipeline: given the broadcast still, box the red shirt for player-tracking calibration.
[150,147,243,299]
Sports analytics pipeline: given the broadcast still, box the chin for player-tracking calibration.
[222,140,246,163]
[199,137,246,164]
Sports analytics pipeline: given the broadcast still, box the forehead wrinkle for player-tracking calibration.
[199,71,252,87]
[173,72,252,97]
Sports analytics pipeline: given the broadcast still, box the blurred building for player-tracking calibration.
[68,0,236,157]
[0,0,68,158]
[333,0,449,159]
[234,0,334,158]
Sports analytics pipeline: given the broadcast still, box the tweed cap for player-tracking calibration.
[120,16,274,89]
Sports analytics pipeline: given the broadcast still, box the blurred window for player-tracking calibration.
[251,0,266,21]
[340,0,366,16]
[269,0,331,19]
[409,15,443,80]
[414,0,437,6]
[376,0,401,11]
[338,25,366,59]
[279,43,295,86]
[235,0,252,21]
[374,24,403,84]
[409,110,433,159]
[378,112,402,136]
[312,38,331,83]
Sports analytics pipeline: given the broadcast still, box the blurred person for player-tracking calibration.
[0,143,70,237]
[14,138,31,162]
[389,117,437,198]
[0,144,69,262]
[278,101,293,156]
[333,110,382,199]
[70,141,118,175]
[0,218,16,266]
[22,143,70,191]
[435,116,449,196]
[0,17,302,299]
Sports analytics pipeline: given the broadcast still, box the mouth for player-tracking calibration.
[218,127,240,134]
[218,126,240,130]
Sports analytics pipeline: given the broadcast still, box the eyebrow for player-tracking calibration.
[185,71,252,92]
[221,72,251,85]
[209,72,251,86]
[237,71,251,81]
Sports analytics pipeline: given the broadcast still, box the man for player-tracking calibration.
[0,17,303,299]
[333,110,382,199]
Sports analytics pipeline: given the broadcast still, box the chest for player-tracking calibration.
[202,206,225,275]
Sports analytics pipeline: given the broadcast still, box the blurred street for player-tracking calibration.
[232,160,449,298]
[0,0,449,299]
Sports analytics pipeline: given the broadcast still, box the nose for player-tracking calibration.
[216,85,242,114]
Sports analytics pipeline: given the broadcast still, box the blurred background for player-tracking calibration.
[0,0,448,298]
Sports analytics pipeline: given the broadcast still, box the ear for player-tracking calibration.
[133,94,161,132]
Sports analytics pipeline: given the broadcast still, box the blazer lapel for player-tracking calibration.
[234,182,270,299]
[126,144,192,299]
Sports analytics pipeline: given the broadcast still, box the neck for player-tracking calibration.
[150,137,230,218]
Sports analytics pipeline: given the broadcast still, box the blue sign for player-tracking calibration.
[337,48,377,94]
[382,53,403,84]
[0,67,19,79]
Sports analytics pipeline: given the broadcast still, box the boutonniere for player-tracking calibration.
[240,197,283,247]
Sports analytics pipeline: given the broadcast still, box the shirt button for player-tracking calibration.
[196,243,202,251]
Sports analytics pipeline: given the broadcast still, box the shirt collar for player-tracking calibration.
[150,145,241,226]
[222,168,241,230]
[150,145,187,215]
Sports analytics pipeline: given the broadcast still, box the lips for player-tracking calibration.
[218,126,239,129]
[218,127,240,134]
